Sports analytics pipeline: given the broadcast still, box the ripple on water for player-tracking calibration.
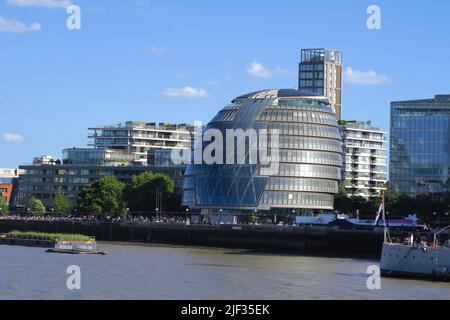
[0,244,449,300]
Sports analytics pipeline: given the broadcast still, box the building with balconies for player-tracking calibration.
[339,121,388,199]
[88,121,195,165]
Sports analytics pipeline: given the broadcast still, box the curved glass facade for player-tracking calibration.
[182,89,343,211]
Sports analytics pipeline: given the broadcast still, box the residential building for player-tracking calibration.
[88,121,195,165]
[16,121,194,208]
[390,95,450,197]
[299,48,343,120]
[340,121,388,199]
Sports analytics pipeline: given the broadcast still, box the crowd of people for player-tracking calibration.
[0,214,190,224]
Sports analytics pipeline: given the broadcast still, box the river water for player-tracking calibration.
[0,244,448,300]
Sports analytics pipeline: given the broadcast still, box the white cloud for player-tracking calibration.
[6,0,72,8]
[0,17,41,33]
[162,86,208,98]
[247,62,273,79]
[344,67,391,85]
[146,46,167,55]
[247,61,294,79]
[2,133,24,143]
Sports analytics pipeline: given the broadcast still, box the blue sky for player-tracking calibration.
[1,0,450,168]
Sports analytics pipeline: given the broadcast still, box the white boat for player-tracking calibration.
[295,213,419,228]
[379,194,450,281]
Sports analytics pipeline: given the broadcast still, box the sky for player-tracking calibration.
[1,0,450,168]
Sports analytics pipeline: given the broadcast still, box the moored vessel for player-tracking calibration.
[379,194,450,281]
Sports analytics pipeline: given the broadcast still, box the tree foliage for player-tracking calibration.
[53,191,72,215]
[335,190,450,219]
[27,197,46,216]
[124,172,177,213]
[76,176,127,217]
[0,195,8,216]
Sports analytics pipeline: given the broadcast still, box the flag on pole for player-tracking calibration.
[375,198,384,226]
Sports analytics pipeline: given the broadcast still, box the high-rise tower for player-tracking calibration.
[299,48,343,120]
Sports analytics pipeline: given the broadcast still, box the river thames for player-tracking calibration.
[0,244,448,300]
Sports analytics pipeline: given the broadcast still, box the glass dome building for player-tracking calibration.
[182,89,342,211]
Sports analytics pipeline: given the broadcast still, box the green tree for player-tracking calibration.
[124,172,176,213]
[27,197,46,216]
[53,191,72,215]
[76,176,127,217]
[0,195,8,216]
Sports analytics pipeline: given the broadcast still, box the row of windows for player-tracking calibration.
[267,177,338,194]
[345,156,387,165]
[276,100,333,113]
[20,185,84,192]
[257,110,337,126]
[300,64,324,71]
[25,169,114,176]
[268,123,341,140]
[260,163,341,180]
[210,109,239,123]
[346,173,387,180]
[299,71,324,79]
[279,136,342,153]
[345,140,386,149]
[22,177,91,184]
[279,150,342,166]
[392,108,450,116]
[345,164,387,172]
[223,102,242,110]
[260,191,334,208]
[299,80,324,88]
[344,132,385,141]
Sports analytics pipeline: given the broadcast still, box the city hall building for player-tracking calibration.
[182,89,343,212]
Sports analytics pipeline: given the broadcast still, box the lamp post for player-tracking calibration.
[185,208,190,225]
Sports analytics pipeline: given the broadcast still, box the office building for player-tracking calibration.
[390,95,450,197]
[17,163,185,207]
[16,121,193,208]
[340,121,388,199]
[299,48,343,120]
[183,89,343,212]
